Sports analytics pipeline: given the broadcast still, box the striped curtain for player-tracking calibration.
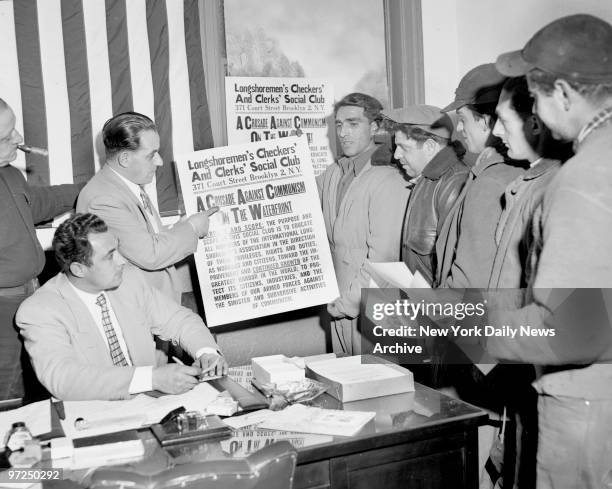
[0,0,214,214]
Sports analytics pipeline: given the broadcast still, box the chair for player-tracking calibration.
[88,440,298,489]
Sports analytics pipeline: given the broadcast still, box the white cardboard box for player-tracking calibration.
[251,354,305,385]
[306,355,414,402]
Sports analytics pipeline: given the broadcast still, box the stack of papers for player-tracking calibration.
[221,428,333,457]
[72,430,144,469]
[259,404,375,437]
[62,382,220,439]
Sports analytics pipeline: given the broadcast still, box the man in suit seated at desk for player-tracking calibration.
[15,213,227,401]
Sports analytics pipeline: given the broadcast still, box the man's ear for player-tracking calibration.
[370,120,379,137]
[424,138,438,155]
[479,114,492,132]
[69,261,87,278]
[553,79,574,111]
[117,150,130,169]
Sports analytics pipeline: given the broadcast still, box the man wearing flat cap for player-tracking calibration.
[383,105,468,285]
[434,64,525,289]
[484,14,612,488]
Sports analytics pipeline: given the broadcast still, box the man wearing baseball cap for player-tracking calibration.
[383,105,468,285]
[435,64,524,289]
[485,14,612,488]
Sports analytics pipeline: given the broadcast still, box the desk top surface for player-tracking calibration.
[80,380,486,481]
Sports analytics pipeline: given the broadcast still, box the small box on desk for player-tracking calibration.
[306,355,414,402]
[251,354,304,385]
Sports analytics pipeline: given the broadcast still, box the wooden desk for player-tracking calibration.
[64,383,485,489]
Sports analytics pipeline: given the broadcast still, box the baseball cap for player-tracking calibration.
[441,63,506,112]
[382,105,453,139]
[496,14,612,83]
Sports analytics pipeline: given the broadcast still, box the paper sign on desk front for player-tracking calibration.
[175,136,339,326]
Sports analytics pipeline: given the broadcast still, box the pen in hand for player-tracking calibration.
[173,355,219,379]
[199,357,220,377]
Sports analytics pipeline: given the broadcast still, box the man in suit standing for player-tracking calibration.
[16,213,226,401]
[77,112,217,302]
[0,98,83,401]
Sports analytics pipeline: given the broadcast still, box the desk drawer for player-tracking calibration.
[331,431,475,489]
[295,460,330,489]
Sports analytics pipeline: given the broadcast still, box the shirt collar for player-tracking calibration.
[67,278,105,307]
[522,158,560,180]
[421,146,460,181]
[109,166,143,200]
[338,143,378,176]
[471,147,504,177]
[574,106,612,151]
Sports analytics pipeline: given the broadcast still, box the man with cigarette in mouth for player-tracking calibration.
[0,98,83,401]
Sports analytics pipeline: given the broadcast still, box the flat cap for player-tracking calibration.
[383,105,453,139]
[496,14,612,83]
[442,63,506,112]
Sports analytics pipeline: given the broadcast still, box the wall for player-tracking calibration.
[422,0,612,107]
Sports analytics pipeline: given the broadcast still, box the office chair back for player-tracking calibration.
[89,440,297,489]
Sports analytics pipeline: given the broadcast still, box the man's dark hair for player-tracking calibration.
[527,68,612,102]
[102,112,156,159]
[463,101,507,157]
[53,213,108,273]
[334,93,383,123]
[502,76,574,161]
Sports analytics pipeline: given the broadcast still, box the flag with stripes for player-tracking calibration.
[0,0,213,214]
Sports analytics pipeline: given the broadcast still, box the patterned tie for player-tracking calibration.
[95,293,129,366]
[139,186,162,230]
[140,187,154,215]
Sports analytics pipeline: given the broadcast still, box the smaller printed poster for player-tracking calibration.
[175,136,339,327]
[225,76,335,176]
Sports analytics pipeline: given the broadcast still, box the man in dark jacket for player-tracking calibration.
[384,105,468,285]
[0,98,82,400]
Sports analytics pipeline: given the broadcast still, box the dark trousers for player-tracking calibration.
[0,294,28,400]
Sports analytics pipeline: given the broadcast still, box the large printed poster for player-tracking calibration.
[175,137,339,327]
[225,77,335,176]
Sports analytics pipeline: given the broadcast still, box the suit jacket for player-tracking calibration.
[0,165,82,287]
[77,164,198,301]
[16,266,218,401]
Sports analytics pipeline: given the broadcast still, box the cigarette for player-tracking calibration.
[17,144,49,157]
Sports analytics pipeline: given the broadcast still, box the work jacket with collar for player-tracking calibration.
[435,148,525,288]
[486,117,612,399]
[401,146,469,285]
[488,158,561,290]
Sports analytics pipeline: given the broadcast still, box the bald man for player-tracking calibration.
[0,98,82,400]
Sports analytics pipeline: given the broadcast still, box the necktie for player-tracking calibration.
[95,293,129,366]
[139,187,162,230]
[140,187,155,215]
